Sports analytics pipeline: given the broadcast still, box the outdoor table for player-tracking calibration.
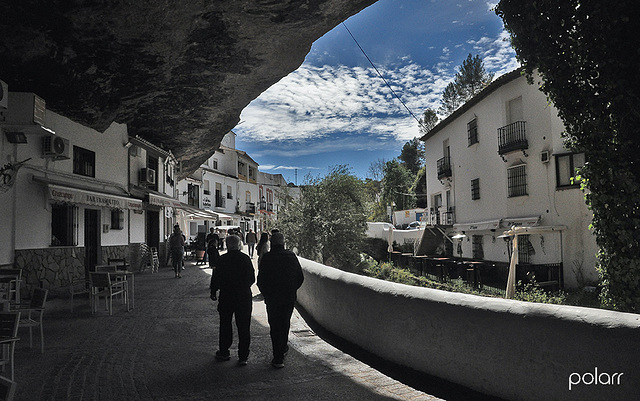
[429,257,451,282]
[95,267,135,310]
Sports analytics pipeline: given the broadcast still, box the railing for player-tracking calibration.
[436,156,452,179]
[428,207,455,225]
[497,121,528,155]
[245,202,256,213]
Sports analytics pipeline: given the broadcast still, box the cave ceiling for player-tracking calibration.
[0,0,377,177]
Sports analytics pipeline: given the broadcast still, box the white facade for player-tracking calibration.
[422,69,598,287]
[0,91,144,293]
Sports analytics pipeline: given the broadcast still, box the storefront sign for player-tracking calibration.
[48,185,143,210]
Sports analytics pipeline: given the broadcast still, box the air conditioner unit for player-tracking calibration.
[140,168,156,185]
[540,150,550,163]
[0,80,8,109]
[42,134,71,160]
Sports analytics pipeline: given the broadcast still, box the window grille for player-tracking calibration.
[471,178,480,200]
[111,209,124,230]
[472,235,484,259]
[73,146,95,177]
[518,234,532,264]
[467,118,478,146]
[507,164,527,197]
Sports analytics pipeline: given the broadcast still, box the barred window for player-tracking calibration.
[472,235,484,259]
[518,234,532,264]
[507,164,527,197]
[471,178,480,200]
[73,146,95,177]
[467,118,478,146]
[111,209,124,230]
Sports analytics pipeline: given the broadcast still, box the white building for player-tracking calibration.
[1,91,143,294]
[420,69,598,288]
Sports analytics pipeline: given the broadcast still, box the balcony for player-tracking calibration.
[428,207,455,226]
[497,121,528,157]
[437,156,452,180]
[245,202,256,214]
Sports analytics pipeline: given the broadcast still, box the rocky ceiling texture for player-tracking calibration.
[0,0,377,177]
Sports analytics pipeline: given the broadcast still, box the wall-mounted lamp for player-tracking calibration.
[5,131,27,144]
[123,141,133,148]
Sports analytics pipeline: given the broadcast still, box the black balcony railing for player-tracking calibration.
[437,156,452,179]
[259,200,267,210]
[245,202,256,213]
[498,121,528,155]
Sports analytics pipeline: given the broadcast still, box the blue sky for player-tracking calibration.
[234,0,519,184]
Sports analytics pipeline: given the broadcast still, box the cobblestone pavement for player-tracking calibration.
[12,254,499,401]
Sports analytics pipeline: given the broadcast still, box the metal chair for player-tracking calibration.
[89,272,128,315]
[0,312,20,381]
[0,374,16,401]
[11,288,48,354]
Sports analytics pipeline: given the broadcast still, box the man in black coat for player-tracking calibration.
[210,235,255,365]
[257,232,304,368]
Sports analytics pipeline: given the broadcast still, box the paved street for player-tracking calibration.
[11,254,501,401]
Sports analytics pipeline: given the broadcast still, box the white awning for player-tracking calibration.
[148,193,233,220]
[502,225,567,237]
[500,216,541,228]
[48,184,143,210]
[453,219,501,231]
[148,193,183,208]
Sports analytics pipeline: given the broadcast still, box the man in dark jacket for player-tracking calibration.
[257,232,304,368]
[210,235,255,365]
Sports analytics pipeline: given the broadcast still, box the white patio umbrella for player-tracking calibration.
[505,234,518,298]
[387,225,394,253]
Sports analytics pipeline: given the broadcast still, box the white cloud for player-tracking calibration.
[235,28,518,160]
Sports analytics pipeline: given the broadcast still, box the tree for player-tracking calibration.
[276,165,368,271]
[398,137,425,175]
[439,54,494,116]
[496,0,640,312]
[439,82,462,116]
[411,166,427,209]
[381,159,415,212]
[454,54,494,101]
[418,108,439,137]
[367,158,387,181]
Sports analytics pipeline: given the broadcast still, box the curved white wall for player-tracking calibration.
[296,258,640,401]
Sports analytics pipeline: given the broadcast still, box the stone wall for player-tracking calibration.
[14,245,129,298]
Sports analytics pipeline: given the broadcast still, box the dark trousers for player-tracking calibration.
[218,304,252,360]
[266,303,295,360]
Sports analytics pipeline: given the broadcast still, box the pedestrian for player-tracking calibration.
[206,227,219,265]
[218,229,226,251]
[245,229,257,258]
[256,232,270,265]
[210,235,255,365]
[207,236,220,270]
[168,224,185,278]
[257,232,304,368]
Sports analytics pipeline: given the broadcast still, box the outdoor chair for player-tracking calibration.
[89,272,128,315]
[0,312,20,381]
[67,269,89,313]
[11,288,48,354]
[0,374,16,401]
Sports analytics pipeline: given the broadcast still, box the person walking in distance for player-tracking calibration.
[168,224,185,278]
[257,232,304,368]
[256,232,270,266]
[245,229,258,258]
[210,235,255,365]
